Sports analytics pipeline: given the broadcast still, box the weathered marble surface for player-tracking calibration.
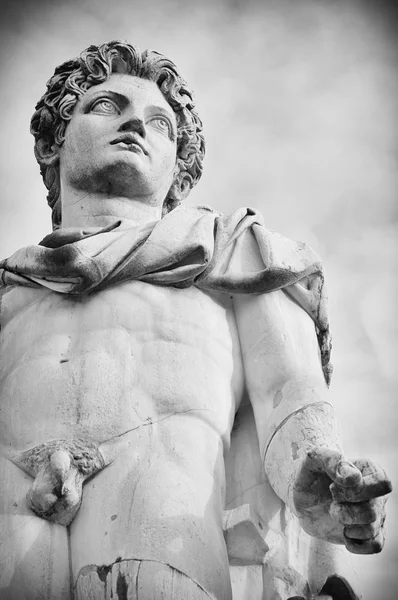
[0,41,392,600]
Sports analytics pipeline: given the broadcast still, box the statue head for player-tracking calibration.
[31,41,205,229]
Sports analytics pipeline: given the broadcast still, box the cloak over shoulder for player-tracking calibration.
[0,205,332,384]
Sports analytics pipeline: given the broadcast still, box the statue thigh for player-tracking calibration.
[0,456,71,600]
[69,448,211,600]
[75,559,208,600]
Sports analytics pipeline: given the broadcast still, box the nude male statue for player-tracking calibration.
[0,41,392,600]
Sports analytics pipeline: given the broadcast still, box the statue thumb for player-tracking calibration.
[333,460,363,488]
[307,447,363,488]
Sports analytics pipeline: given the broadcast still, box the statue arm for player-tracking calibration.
[232,233,391,552]
[233,287,339,511]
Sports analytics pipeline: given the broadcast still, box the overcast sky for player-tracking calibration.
[0,0,397,597]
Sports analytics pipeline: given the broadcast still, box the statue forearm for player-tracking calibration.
[233,286,341,514]
[262,381,392,552]
[262,380,341,514]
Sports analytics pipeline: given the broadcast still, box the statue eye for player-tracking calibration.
[90,99,119,115]
[149,116,173,137]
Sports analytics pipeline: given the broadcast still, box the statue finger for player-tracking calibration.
[329,499,380,525]
[344,530,385,554]
[304,447,363,488]
[330,459,392,503]
[330,478,391,503]
[343,523,379,540]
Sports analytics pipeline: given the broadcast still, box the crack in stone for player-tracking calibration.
[75,559,215,599]
[116,571,128,600]
[0,516,36,547]
[102,407,213,445]
[226,480,269,508]
[135,561,141,598]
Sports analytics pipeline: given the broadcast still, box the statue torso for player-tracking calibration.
[0,281,245,599]
[0,281,244,448]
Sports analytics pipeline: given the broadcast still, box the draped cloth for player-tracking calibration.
[0,205,332,384]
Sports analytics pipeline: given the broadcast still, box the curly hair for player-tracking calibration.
[30,41,205,229]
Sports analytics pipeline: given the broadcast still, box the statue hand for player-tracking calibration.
[293,447,392,554]
[27,450,84,526]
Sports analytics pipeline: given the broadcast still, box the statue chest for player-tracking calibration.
[0,282,244,450]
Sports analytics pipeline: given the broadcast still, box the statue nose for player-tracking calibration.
[118,117,146,138]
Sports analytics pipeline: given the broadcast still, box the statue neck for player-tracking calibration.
[60,187,163,229]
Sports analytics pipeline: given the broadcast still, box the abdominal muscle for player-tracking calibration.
[0,281,244,599]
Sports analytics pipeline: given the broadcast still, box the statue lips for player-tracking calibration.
[110,133,148,155]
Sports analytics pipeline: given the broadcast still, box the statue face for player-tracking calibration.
[57,74,178,203]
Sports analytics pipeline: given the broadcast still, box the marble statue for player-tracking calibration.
[0,41,392,600]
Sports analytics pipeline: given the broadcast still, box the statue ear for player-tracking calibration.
[169,173,191,202]
[35,137,60,168]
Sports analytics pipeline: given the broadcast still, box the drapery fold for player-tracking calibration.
[0,205,332,383]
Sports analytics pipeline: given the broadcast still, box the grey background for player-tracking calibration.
[0,0,396,598]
